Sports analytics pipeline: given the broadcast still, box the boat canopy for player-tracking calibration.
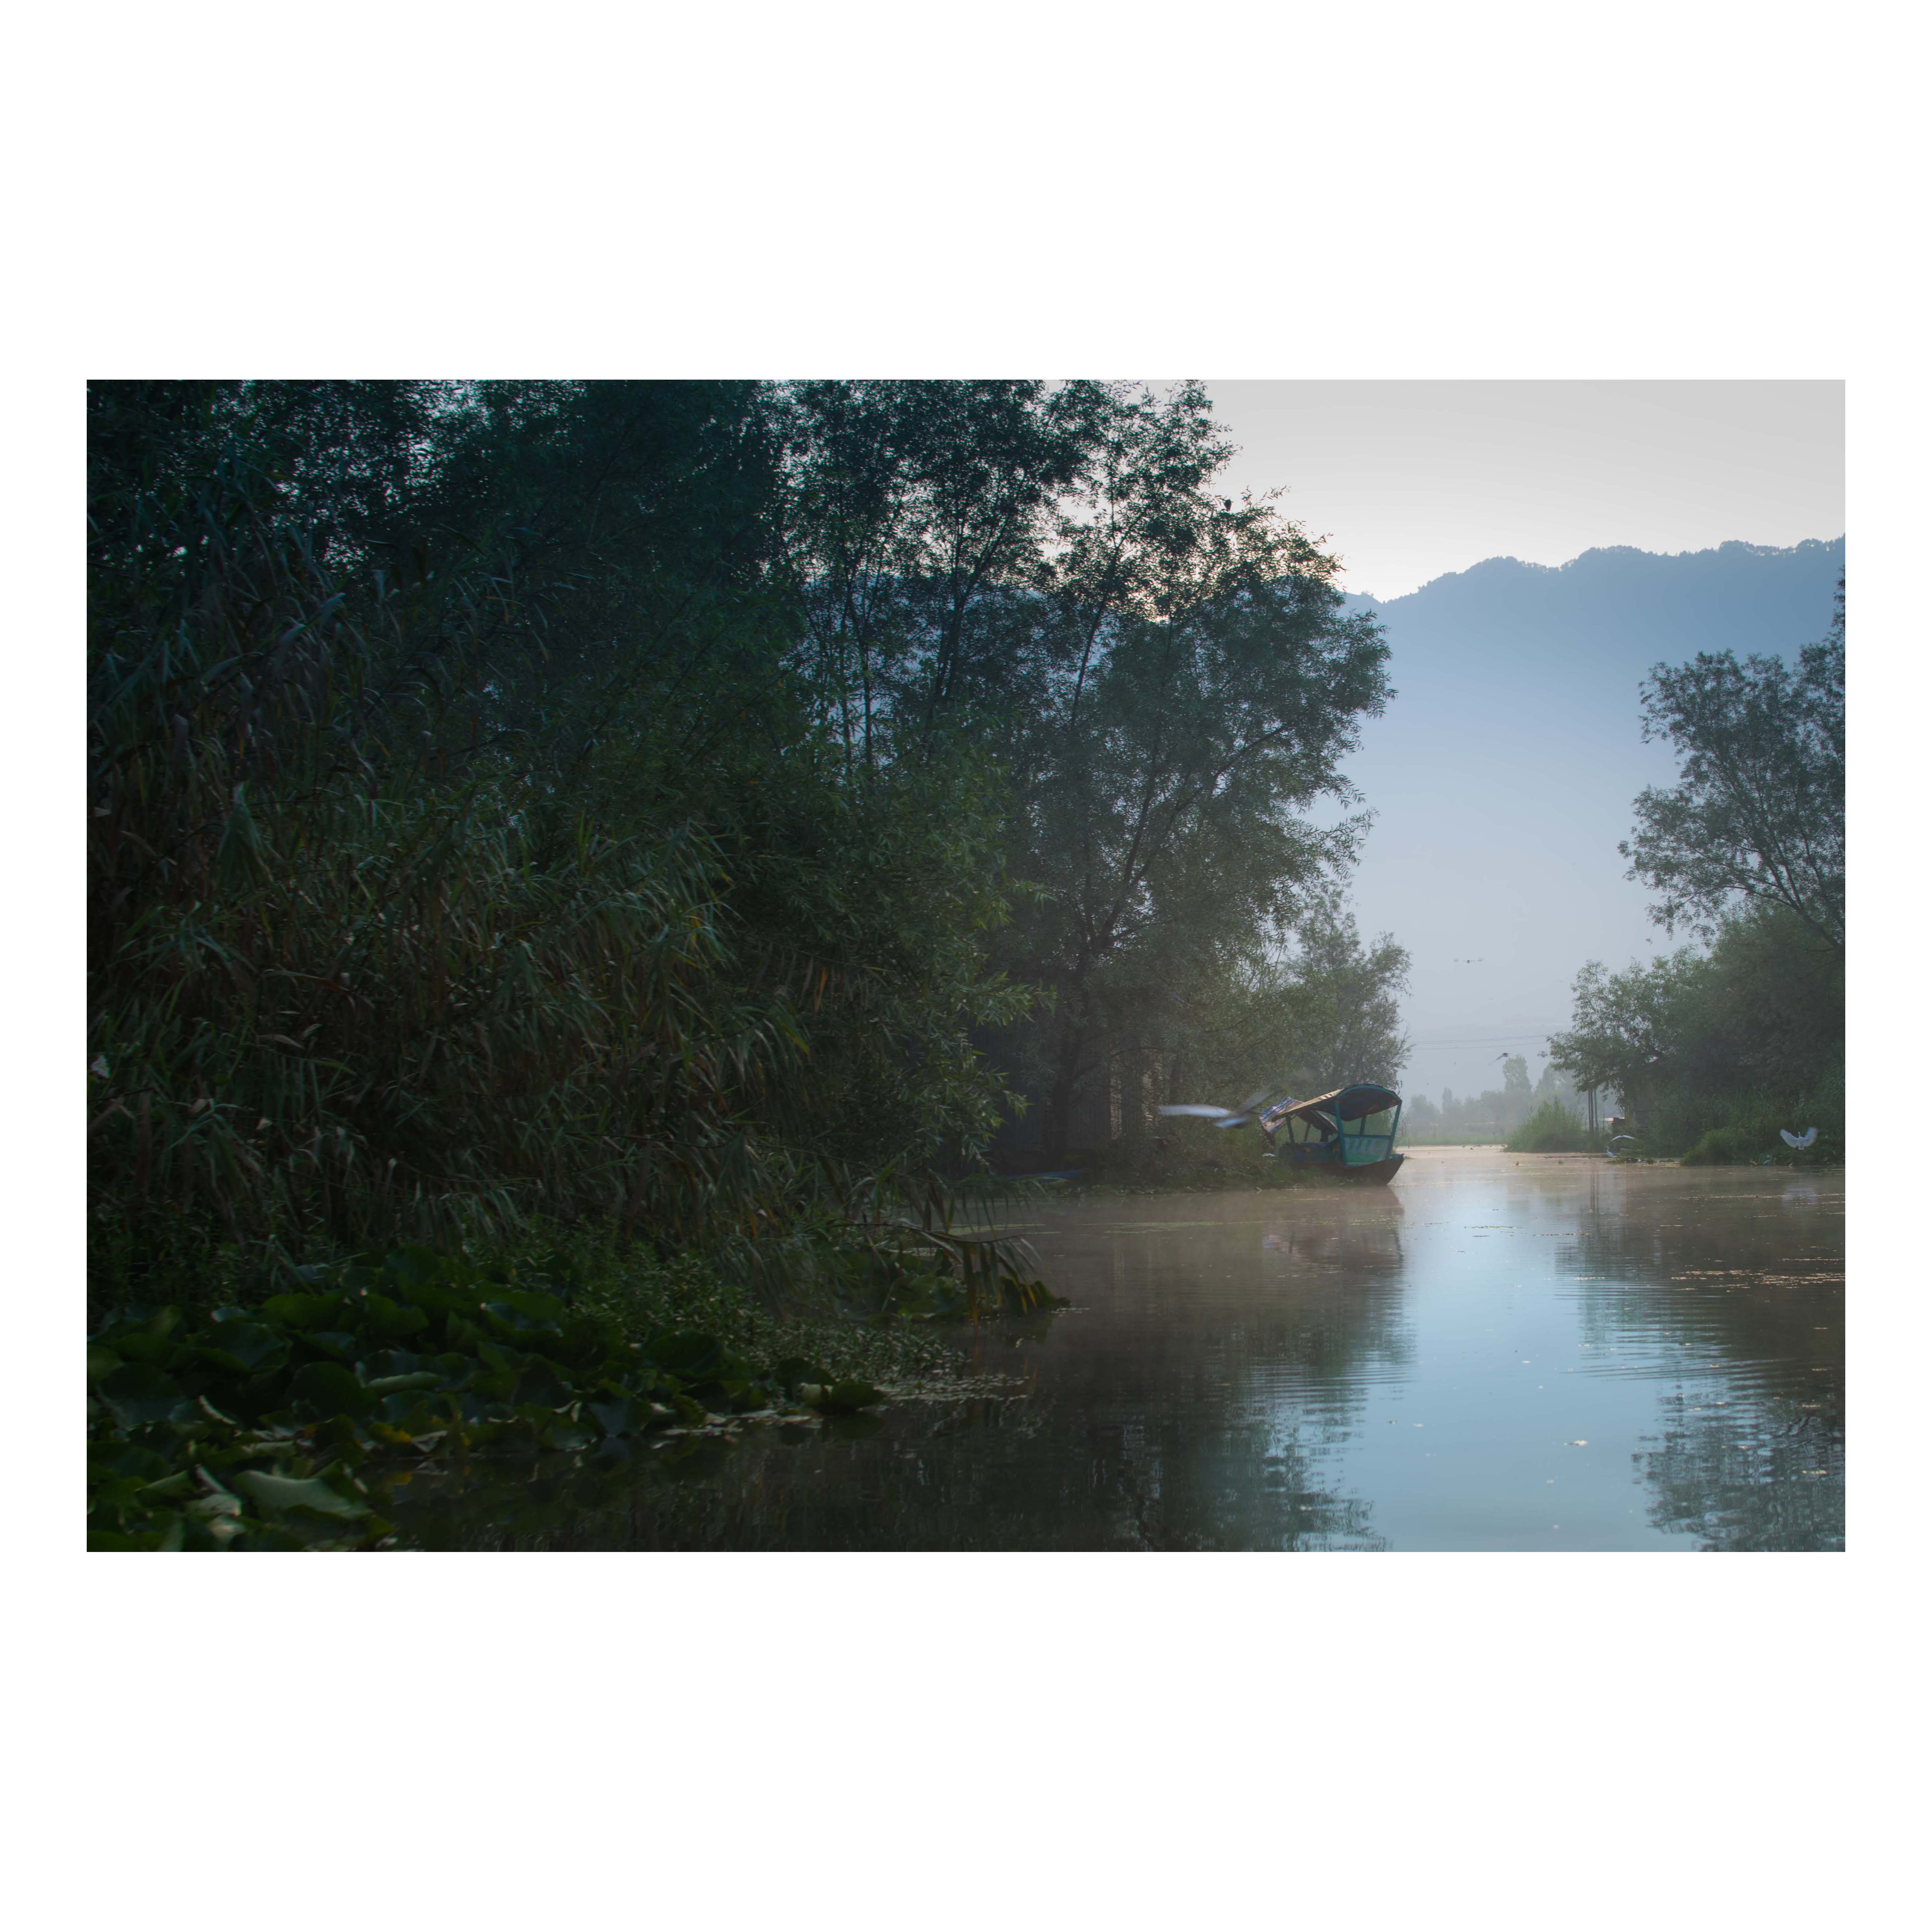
[1279,1083,1402,1125]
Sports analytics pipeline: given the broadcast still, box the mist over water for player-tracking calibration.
[393,1151,1843,1551]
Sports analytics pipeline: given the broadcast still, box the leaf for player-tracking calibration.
[234,1468,369,1519]
[192,1321,289,1375]
[260,1293,342,1327]
[97,1363,193,1429]
[359,1371,445,1398]
[358,1348,423,1379]
[286,1360,370,1418]
[358,1292,429,1341]
[647,1330,725,1382]
[303,1331,361,1360]
[803,1380,886,1415]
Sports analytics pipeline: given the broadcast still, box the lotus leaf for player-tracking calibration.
[97,1364,194,1429]
[286,1360,370,1418]
[234,1468,369,1519]
[361,1371,445,1397]
[192,1322,289,1374]
[303,1330,361,1360]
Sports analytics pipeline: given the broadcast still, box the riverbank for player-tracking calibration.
[370,1149,1845,1550]
[86,1238,1044,1550]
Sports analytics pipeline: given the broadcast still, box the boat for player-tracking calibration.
[1259,1083,1405,1184]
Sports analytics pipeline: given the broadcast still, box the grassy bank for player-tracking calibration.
[1496,1089,1843,1165]
[88,1215,1057,1551]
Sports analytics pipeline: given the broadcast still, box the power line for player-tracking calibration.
[1405,1032,1565,1049]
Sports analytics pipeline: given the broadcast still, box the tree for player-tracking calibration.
[774,381,1393,1161]
[1546,954,1708,1118]
[1621,583,1844,950]
[1118,904,1409,1131]
[86,380,1033,1276]
[777,379,1092,771]
[1271,911,1411,1095]
[996,387,1391,1156]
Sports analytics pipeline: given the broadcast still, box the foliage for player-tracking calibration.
[86,1246,783,1551]
[1504,1099,1595,1154]
[1547,904,1842,1156]
[87,378,1407,1549]
[87,382,1034,1287]
[1651,1086,1842,1167]
[87,1214,1061,1551]
[1549,582,1845,1162]
[1001,392,1393,1156]
[1145,906,1409,1119]
[775,380,1395,1161]
[1622,583,1844,949]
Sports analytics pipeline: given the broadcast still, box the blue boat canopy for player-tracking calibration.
[1278,1083,1402,1126]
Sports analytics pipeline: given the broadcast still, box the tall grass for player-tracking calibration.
[87,406,1034,1304]
[91,436,792,1268]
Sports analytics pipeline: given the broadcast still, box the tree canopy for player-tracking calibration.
[88,378,1406,1286]
[1549,580,1845,1158]
[1622,583,1844,951]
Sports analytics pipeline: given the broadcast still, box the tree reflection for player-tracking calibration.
[1552,1170,1843,1550]
[389,1196,1413,1550]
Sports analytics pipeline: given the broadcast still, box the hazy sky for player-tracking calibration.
[1188,380,1845,1108]
[1202,381,1845,601]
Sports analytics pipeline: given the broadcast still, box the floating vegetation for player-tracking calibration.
[87,1243,1040,1550]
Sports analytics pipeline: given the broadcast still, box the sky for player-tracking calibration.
[1198,381,1846,1107]
[1202,380,1845,601]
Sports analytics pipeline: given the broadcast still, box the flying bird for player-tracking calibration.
[1160,1089,1277,1131]
[1780,1127,1819,1150]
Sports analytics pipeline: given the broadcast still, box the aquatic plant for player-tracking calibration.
[85,1240,970,1551]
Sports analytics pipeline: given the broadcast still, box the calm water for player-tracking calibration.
[394,1149,1845,1550]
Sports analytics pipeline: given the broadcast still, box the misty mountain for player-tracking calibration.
[1328,537,1844,1102]
[1341,537,1843,678]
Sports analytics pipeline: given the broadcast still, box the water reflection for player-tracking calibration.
[389,1152,1844,1550]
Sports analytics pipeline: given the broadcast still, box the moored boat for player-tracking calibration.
[1260,1083,1405,1184]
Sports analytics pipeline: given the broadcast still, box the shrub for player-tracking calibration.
[1505,1100,1595,1154]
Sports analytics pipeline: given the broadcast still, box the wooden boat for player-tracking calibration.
[1260,1083,1405,1185]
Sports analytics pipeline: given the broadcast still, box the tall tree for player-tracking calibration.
[1001,386,1391,1156]
[1621,583,1844,951]
[781,382,1394,1158]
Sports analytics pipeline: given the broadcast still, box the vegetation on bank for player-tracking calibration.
[1503,1101,1598,1153]
[1547,589,1845,1162]
[88,380,1405,1540]
[89,1226,1052,1551]
[1406,1057,1588,1145]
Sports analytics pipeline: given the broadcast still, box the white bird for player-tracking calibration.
[1780,1127,1819,1150]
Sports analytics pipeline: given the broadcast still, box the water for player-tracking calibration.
[393,1149,1845,1550]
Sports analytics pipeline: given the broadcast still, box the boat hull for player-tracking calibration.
[1334,1154,1404,1185]
[1282,1152,1406,1185]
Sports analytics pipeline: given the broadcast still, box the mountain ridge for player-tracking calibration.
[1328,532,1845,1101]
[1344,535,1844,613]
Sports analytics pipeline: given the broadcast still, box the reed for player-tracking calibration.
[87,393,1034,1304]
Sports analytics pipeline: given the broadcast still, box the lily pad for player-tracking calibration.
[234,1468,369,1519]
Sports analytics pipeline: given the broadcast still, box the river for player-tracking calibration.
[391,1148,1845,1550]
